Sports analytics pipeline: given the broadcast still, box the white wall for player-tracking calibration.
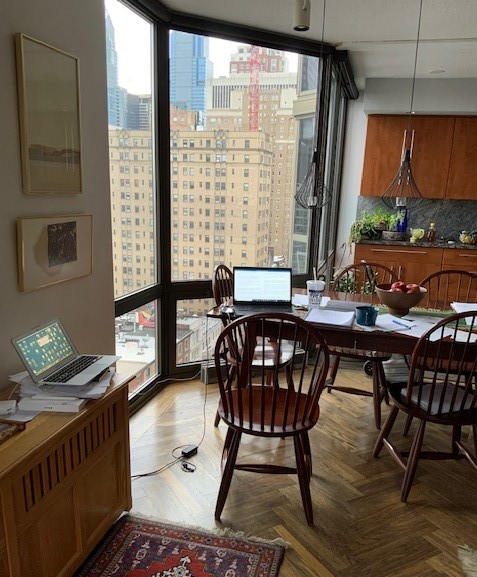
[0,0,114,389]
[336,94,367,268]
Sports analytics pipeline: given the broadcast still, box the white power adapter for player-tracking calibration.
[0,400,17,415]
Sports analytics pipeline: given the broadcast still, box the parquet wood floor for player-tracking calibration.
[129,368,477,577]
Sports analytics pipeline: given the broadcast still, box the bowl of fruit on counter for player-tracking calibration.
[375,282,427,316]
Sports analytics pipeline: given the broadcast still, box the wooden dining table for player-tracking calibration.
[207,290,450,357]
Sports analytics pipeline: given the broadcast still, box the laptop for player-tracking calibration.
[232,266,297,316]
[12,318,119,386]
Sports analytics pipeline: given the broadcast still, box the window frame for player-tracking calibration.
[113,0,357,406]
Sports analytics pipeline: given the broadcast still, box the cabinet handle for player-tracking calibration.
[457,253,477,258]
[370,249,428,255]
[398,265,402,279]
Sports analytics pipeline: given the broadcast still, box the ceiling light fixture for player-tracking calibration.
[294,0,332,211]
[381,0,424,210]
[294,0,311,32]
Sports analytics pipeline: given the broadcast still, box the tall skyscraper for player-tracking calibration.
[169,31,213,127]
[105,10,121,127]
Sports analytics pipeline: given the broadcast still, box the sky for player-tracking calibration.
[104,0,297,95]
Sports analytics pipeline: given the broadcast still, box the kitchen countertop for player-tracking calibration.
[358,239,477,250]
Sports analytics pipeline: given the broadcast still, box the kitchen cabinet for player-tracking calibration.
[442,248,477,273]
[360,115,455,199]
[446,117,477,199]
[354,244,444,283]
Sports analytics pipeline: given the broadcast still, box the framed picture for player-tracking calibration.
[17,214,93,292]
[15,33,82,194]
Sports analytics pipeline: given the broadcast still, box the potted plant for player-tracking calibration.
[349,209,398,245]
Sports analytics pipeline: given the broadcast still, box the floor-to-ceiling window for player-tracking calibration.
[104,0,357,402]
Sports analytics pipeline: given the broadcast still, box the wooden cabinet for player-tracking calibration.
[442,248,477,273]
[0,374,132,577]
[355,244,444,283]
[446,117,477,199]
[360,115,455,199]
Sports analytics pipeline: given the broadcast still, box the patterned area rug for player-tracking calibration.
[459,546,477,577]
[74,514,286,577]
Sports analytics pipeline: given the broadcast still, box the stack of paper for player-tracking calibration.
[9,367,115,414]
[305,308,355,327]
[451,302,477,326]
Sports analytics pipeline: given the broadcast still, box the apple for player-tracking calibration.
[406,284,420,294]
[390,287,404,292]
[391,281,407,292]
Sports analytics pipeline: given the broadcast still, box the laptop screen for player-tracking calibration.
[233,267,292,304]
[12,319,76,379]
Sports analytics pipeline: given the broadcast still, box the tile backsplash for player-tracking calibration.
[356,197,477,240]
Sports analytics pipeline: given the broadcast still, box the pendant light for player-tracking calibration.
[381,0,424,209]
[294,0,311,32]
[294,0,332,210]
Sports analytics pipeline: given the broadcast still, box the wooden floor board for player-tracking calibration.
[129,368,476,576]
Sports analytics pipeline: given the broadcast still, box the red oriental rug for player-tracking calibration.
[74,515,286,577]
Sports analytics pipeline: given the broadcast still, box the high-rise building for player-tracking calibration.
[169,31,213,126]
[105,10,121,127]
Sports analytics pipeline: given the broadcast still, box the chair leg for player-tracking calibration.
[403,415,413,437]
[452,425,462,457]
[473,424,477,457]
[294,433,314,526]
[373,405,399,458]
[215,428,241,520]
[300,431,312,481]
[327,354,341,392]
[401,419,426,502]
[372,360,389,429]
[214,410,221,427]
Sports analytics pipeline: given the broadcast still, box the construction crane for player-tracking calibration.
[248,45,260,131]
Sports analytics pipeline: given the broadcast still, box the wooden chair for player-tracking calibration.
[212,264,233,314]
[401,269,477,436]
[373,312,477,502]
[212,264,234,427]
[327,261,397,428]
[214,312,330,525]
[419,269,477,310]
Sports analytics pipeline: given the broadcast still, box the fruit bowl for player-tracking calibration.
[375,283,427,316]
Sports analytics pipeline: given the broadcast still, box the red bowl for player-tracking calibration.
[375,284,427,316]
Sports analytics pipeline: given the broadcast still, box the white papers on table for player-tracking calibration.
[324,299,363,312]
[358,313,416,333]
[305,308,355,327]
[10,367,115,400]
[401,314,452,340]
[292,294,330,309]
[450,302,477,326]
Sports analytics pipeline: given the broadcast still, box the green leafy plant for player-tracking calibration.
[349,209,399,245]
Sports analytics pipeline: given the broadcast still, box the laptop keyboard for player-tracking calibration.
[235,303,294,314]
[46,355,99,383]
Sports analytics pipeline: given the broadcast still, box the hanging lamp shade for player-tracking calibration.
[295,149,331,209]
[381,129,423,209]
[381,0,425,209]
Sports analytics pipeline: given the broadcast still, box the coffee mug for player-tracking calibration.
[307,279,325,308]
[356,305,378,326]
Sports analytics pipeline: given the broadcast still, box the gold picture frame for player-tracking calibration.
[15,33,82,194]
[17,214,93,292]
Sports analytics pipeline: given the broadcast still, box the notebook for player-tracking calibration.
[232,266,297,316]
[12,318,119,386]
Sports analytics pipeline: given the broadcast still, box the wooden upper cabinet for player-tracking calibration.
[361,115,455,199]
[446,117,477,199]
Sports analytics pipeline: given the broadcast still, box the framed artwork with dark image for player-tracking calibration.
[15,33,82,194]
[17,214,93,292]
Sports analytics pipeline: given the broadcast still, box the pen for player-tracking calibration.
[392,319,412,329]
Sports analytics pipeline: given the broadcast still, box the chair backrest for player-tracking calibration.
[419,269,477,309]
[212,264,233,307]
[332,261,396,294]
[404,312,477,417]
[214,313,330,434]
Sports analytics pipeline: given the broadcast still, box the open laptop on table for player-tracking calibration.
[232,266,297,316]
[12,318,119,386]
